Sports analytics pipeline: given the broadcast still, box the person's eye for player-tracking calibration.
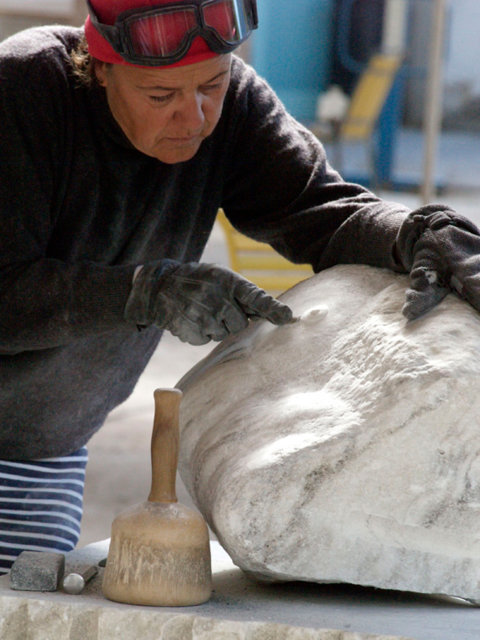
[202,83,222,93]
[150,93,174,103]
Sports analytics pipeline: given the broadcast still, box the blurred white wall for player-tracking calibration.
[0,0,85,40]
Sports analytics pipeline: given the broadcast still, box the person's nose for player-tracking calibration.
[174,92,205,133]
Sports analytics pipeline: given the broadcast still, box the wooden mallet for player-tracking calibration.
[102,388,212,606]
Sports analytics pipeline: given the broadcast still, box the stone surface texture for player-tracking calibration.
[0,595,411,640]
[177,265,480,602]
[0,540,417,640]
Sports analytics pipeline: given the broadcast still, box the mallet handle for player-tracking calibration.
[148,388,182,503]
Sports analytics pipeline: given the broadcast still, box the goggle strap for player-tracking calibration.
[249,0,258,29]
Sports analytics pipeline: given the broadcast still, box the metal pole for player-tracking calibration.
[421,0,447,203]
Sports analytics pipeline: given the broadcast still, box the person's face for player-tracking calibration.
[95,54,232,164]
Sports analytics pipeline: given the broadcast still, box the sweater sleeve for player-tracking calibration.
[0,31,134,354]
[220,59,419,273]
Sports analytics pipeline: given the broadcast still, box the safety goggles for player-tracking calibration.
[86,0,258,66]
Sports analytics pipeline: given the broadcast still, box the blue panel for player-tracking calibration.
[251,0,335,121]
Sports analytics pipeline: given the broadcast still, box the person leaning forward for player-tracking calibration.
[1,0,480,572]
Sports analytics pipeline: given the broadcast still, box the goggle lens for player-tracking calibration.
[129,9,197,57]
[203,0,246,45]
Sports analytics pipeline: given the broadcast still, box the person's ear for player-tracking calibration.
[94,60,109,87]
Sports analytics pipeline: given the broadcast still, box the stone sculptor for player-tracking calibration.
[178,265,480,602]
[2,0,480,574]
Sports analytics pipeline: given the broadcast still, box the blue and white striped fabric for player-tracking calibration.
[0,447,88,574]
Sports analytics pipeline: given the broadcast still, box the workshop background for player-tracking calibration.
[0,0,478,547]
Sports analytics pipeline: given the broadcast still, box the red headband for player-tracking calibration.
[85,0,220,68]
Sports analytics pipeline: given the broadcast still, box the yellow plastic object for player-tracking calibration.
[216,210,312,296]
[340,54,402,142]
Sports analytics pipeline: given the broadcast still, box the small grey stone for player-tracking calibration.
[10,551,65,592]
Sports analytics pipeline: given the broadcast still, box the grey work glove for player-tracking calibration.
[124,260,294,345]
[395,206,480,320]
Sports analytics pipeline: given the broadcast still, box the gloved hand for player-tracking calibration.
[124,260,294,345]
[395,206,480,320]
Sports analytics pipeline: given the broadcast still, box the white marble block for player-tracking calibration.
[177,265,480,601]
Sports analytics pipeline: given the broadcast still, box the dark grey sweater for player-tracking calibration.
[0,26,415,459]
